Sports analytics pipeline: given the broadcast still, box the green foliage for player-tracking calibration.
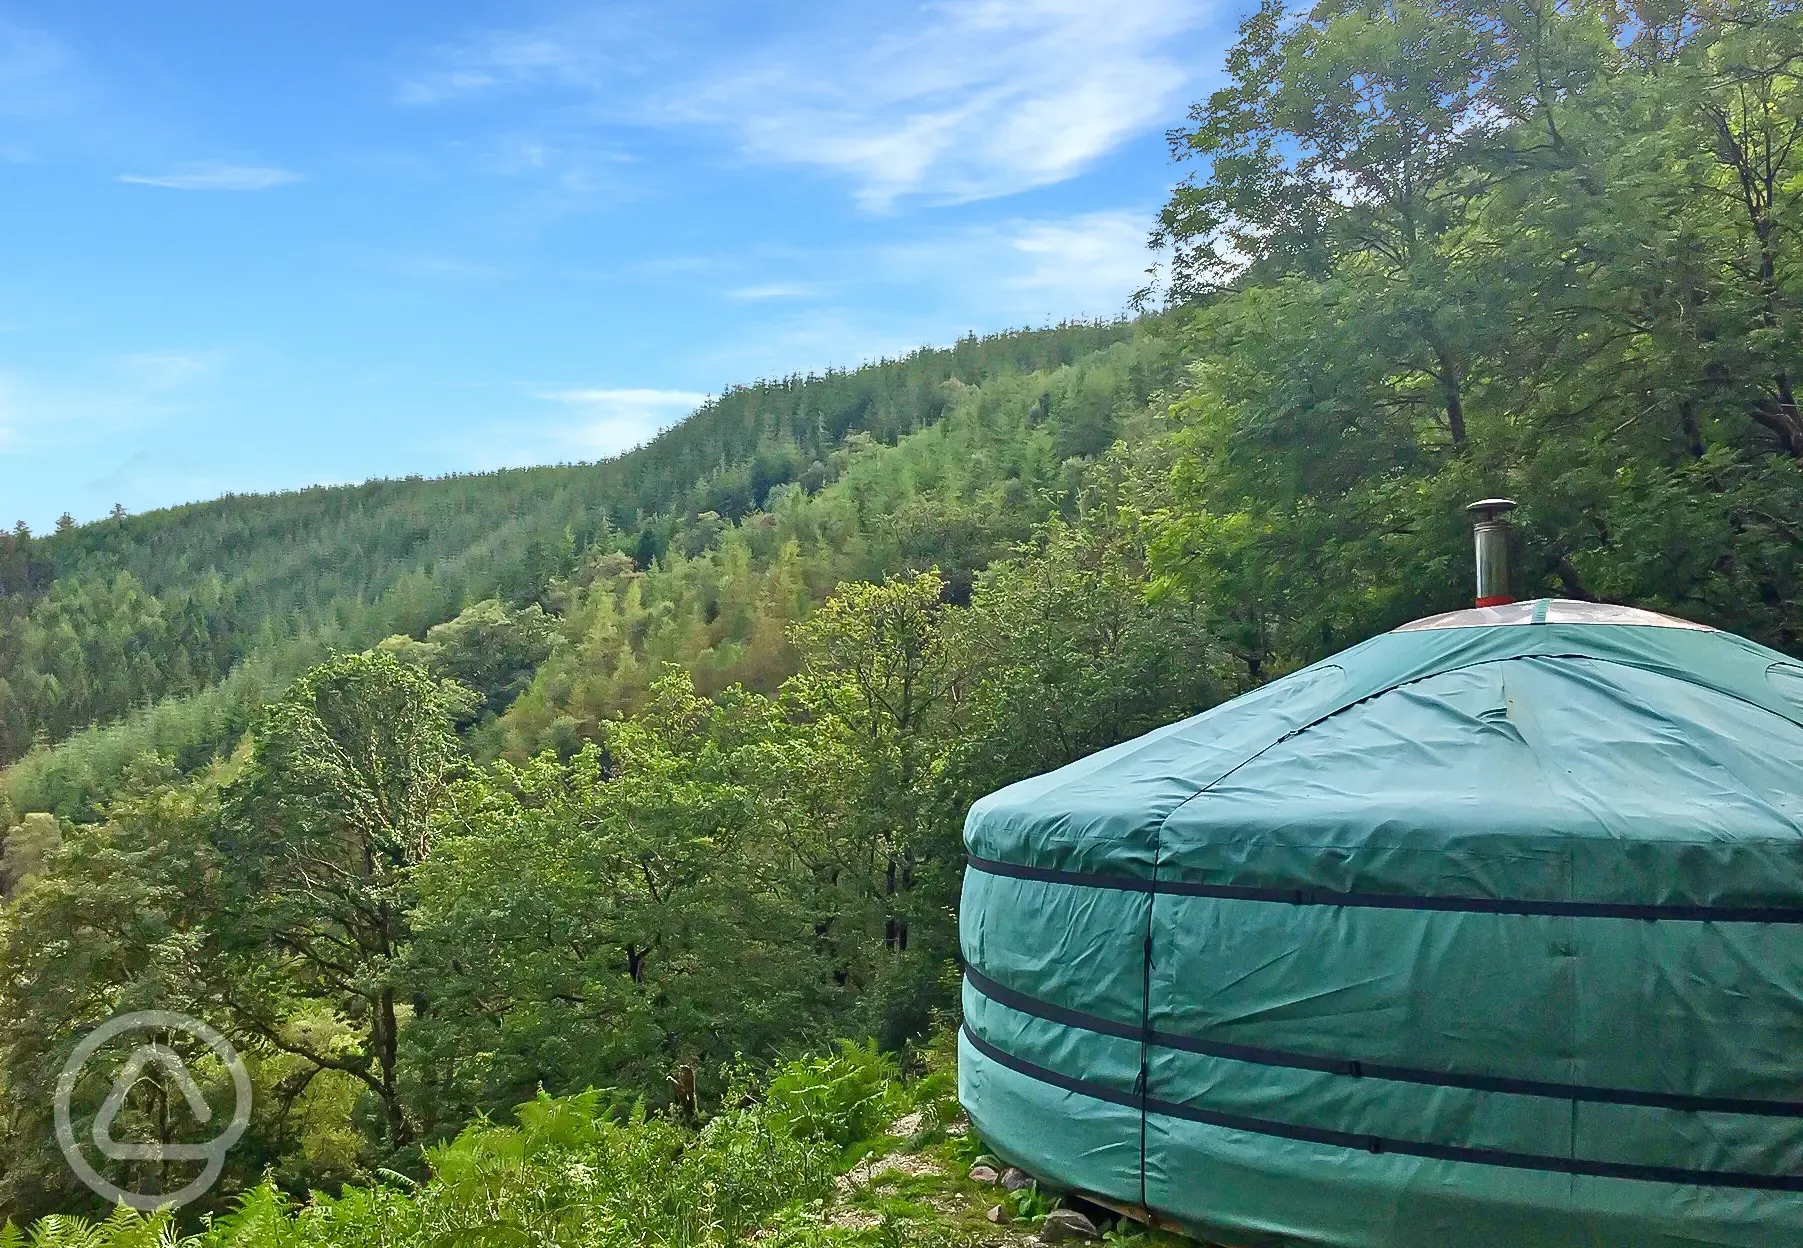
[0,761,228,1217]
[214,652,468,1152]
[0,571,239,766]
[0,812,60,897]
[378,599,555,722]
[763,1041,902,1150]
[947,521,1230,799]
[404,568,1007,1132]
[4,652,304,821]
[1002,1181,1057,1224]
[1143,0,1803,673]
[490,330,1180,762]
[2,1048,868,1248]
[1,1206,191,1248]
[1,455,1231,1219]
[0,516,1224,1220]
[403,680,834,1135]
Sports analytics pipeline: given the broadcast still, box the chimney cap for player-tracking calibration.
[1466,498,1517,520]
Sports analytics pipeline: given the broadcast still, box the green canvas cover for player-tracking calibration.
[958,601,1803,1247]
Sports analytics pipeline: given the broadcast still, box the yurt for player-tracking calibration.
[959,506,1803,1247]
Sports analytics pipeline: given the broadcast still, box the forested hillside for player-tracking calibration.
[4,0,1802,1241]
[0,320,1137,817]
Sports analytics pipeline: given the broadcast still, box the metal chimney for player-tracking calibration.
[1467,498,1517,607]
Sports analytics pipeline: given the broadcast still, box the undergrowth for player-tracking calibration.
[3,1029,1193,1248]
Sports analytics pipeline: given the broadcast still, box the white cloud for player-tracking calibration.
[726,282,829,301]
[873,209,1153,320]
[118,162,302,191]
[995,211,1157,308]
[534,387,709,458]
[402,0,1212,209]
[680,0,1204,209]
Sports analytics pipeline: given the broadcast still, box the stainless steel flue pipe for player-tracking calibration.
[1467,498,1517,606]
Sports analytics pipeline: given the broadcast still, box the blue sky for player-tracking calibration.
[0,1,1234,530]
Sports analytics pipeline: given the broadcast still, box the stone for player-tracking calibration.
[968,1163,1001,1184]
[1037,1208,1101,1243]
[999,1166,1033,1192]
[986,1204,1009,1224]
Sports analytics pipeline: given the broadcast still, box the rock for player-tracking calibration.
[1038,1208,1101,1243]
[969,1163,1001,1184]
[999,1166,1033,1192]
[986,1204,1009,1224]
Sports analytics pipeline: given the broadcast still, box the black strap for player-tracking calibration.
[960,1024,1803,1193]
[963,966,1803,1118]
[967,853,1803,923]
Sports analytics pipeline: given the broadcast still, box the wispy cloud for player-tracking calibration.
[118,162,302,190]
[726,282,829,302]
[398,28,605,106]
[684,211,1152,386]
[0,17,79,119]
[985,210,1158,312]
[535,387,709,458]
[401,0,1212,210]
[399,70,505,107]
[890,209,1150,319]
[676,0,1206,210]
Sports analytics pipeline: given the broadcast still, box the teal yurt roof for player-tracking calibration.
[958,600,1803,1248]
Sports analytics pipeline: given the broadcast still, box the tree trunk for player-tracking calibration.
[1434,349,1468,447]
[375,986,411,1146]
